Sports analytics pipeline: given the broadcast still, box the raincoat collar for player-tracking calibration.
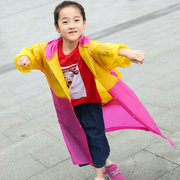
[45,35,91,60]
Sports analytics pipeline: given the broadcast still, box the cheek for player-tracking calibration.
[59,26,66,33]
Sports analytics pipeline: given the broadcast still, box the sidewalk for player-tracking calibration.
[0,0,180,179]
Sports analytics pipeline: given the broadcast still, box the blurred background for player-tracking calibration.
[0,0,180,179]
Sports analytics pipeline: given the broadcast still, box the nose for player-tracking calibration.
[68,21,75,29]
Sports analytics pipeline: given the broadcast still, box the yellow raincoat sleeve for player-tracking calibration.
[14,42,47,73]
[88,40,131,70]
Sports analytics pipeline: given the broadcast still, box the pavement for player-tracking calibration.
[0,0,180,179]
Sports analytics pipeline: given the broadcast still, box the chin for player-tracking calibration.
[68,36,81,42]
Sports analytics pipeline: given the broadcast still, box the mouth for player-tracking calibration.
[69,31,77,34]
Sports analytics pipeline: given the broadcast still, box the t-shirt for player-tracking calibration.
[58,39,102,106]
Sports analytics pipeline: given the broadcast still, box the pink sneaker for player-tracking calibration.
[103,164,125,180]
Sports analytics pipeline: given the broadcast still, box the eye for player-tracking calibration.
[75,19,80,22]
[62,21,68,24]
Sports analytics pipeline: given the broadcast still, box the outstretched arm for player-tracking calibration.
[14,42,46,73]
[88,40,132,70]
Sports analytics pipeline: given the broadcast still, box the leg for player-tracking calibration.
[83,103,110,168]
[74,103,110,179]
[105,159,113,168]
[95,167,104,179]
[94,159,112,179]
[74,103,110,168]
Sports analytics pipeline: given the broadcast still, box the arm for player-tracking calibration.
[14,42,47,73]
[88,40,131,70]
[88,40,144,70]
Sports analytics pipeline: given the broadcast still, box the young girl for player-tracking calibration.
[14,1,175,180]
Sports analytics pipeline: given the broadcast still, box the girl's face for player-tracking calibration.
[55,6,86,43]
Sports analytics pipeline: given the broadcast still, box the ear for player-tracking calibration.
[55,24,61,34]
[83,21,87,30]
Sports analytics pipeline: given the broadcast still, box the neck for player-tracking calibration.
[62,39,79,55]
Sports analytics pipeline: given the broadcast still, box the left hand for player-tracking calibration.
[119,49,145,65]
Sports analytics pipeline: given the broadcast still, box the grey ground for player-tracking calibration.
[0,0,180,180]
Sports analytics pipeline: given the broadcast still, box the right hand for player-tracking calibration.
[17,56,30,66]
[118,48,145,65]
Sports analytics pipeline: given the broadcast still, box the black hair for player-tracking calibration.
[54,1,86,26]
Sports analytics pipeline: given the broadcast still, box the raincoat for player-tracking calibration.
[14,35,175,166]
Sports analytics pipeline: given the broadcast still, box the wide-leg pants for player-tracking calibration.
[73,103,110,168]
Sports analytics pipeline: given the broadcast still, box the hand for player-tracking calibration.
[17,56,30,66]
[119,48,145,65]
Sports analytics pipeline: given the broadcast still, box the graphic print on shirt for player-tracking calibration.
[61,64,87,99]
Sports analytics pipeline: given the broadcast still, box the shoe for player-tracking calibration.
[103,164,125,180]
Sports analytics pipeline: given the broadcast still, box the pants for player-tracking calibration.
[73,103,110,168]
